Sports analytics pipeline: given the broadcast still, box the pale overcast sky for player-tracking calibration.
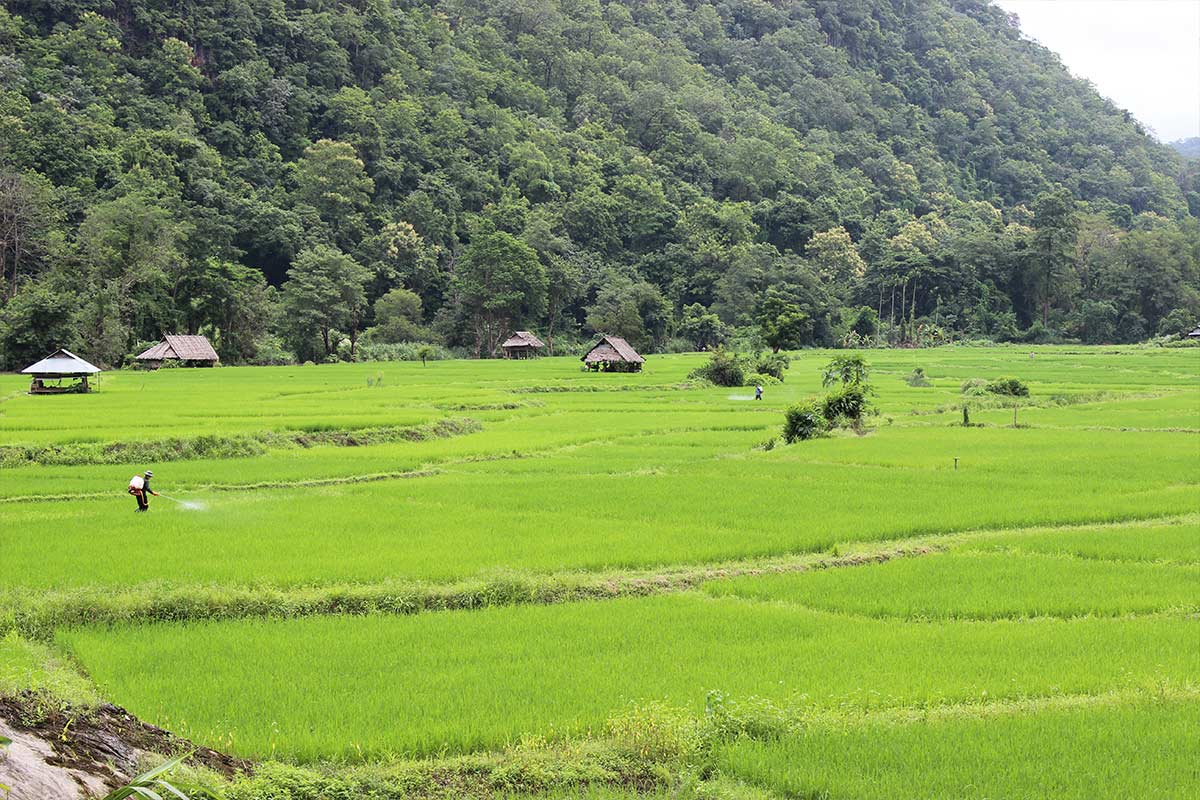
[993,0,1200,142]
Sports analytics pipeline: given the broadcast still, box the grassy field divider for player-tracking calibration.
[2,542,942,641]
[9,515,1195,640]
[0,417,482,468]
[703,682,1200,738]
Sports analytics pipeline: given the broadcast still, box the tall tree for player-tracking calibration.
[756,289,811,353]
[0,171,52,301]
[77,193,185,349]
[368,287,427,343]
[295,140,375,249]
[1029,189,1079,326]
[807,226,866,293]
[453,225,547,358]
[543,253,583,355]
[0,279,77,369]
[279,246,370,361]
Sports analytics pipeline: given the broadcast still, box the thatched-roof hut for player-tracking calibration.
[582,335,644,372]
[136,335,219,368]
[21,349,101,394]
[500,331,546,359]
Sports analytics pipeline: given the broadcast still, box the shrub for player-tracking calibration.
[986,377,1030,397]
[847,306,880,338]
[660,337,698,354]
[783,401,827,443]
[1157,309,1196,338]
[743,372,781,388]
[357,342,453,363]
[688,348,745,387]
[754,353,790,380]
[961,378,989,395]
[820,382,872,425]
[1017,322,1063,344]
[904,367,931,387]
[251,336,296,366]
[122,340,160,368]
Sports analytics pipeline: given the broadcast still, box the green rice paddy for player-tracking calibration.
[702,544,1200,619]
[1,345,1197,798]
[718,695,1200,800]
[59,595,1200,759]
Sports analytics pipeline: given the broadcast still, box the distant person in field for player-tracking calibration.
[755,384,763,401]
[128,470,158,512]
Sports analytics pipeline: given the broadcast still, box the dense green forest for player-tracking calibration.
[1,0,1198,367]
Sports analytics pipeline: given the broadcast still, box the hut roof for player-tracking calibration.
[137,335,219,362]
[582,335,644,363]
[1188,326,1200,338]
[501,331,546,349]
[21,349,102,376]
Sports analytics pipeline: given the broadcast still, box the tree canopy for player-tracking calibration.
[0,0,1197,367]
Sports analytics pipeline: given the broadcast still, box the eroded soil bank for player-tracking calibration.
[0,693,246,799]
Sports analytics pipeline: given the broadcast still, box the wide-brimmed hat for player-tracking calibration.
[144,470,154,477]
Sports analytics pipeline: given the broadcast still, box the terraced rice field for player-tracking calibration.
[1,345,1198,798]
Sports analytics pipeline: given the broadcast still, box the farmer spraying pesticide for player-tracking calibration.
[128,470,159,512]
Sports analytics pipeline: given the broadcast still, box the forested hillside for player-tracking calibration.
[1,0,1197,366]
[1172,138,1200,160]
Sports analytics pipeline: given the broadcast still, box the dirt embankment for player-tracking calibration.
[0,693,246,799]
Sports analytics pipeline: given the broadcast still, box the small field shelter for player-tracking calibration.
[500,331,546,359]
[21,349,102,394]
[136,335,220,368]
[582,335,645,372]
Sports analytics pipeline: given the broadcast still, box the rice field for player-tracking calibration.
[58,593,1200,760]
[702,543,1200,619]
[718,696,1200,800]
[1,345,1198,798]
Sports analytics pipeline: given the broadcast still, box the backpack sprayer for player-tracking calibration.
[128,474,205,510]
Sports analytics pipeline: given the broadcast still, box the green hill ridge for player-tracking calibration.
[0,0,1196,366]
